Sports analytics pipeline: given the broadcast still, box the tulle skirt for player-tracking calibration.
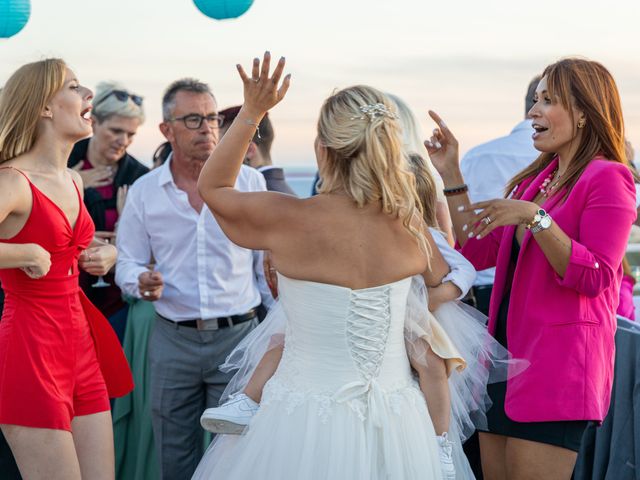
[193,376,443,479]
[205,275,528,480]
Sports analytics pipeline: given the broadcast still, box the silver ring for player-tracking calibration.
[486,216,492,224]
[268,268,276,272]
[252,78,259,83]
[144,291,151,297]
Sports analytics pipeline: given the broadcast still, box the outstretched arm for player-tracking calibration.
[197,52,294,251]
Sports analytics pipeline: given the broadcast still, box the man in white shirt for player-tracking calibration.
[460,75,541,315]
[115,78,273,480]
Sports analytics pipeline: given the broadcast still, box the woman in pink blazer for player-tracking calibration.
[427,58,637,479]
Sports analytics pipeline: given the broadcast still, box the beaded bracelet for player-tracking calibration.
[443,184,469,197]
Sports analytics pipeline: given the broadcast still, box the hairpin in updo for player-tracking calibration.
[350,103,399,121]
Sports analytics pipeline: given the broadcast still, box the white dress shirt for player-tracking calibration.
[115,156,274,321]
[460,120,540,286]
[431,227,476,300]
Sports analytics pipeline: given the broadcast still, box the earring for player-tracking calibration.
[577,119,585,129]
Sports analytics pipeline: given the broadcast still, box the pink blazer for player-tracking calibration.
[461,157,636,422]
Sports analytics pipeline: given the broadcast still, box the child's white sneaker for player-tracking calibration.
[200,393,259,434]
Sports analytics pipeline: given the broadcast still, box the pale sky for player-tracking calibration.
[1,0,639,166]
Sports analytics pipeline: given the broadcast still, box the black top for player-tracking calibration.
[68,138,149,231]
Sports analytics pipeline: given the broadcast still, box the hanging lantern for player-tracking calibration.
[193,0,254,20]
[0,0,30,39]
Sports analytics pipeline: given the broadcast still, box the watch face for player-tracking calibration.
[540,216,552,228]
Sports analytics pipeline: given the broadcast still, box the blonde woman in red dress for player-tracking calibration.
[0,59,133,480]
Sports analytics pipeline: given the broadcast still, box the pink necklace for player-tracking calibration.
[539,168,562,197]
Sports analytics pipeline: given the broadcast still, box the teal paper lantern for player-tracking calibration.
[193,0,254,20]
[0,0,30,38]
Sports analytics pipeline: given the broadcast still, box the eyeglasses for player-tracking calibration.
[169,114,225,130]
[94,89,144,108]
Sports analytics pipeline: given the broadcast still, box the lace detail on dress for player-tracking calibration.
[261,376,422,424]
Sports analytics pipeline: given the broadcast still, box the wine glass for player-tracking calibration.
[92,236,111,288]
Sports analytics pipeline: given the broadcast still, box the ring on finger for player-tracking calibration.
[143,291,151,297]
[484,215,492,224]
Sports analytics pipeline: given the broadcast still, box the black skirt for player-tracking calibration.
[479,238,589,452]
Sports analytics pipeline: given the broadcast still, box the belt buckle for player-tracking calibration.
[196,318,219,331]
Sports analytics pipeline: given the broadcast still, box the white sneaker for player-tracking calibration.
[437,432,456,480]
[200,394,259,434]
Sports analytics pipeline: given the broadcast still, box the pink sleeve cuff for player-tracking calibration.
[555,240,603,297]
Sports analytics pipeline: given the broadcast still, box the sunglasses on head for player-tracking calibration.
[94,89,144,108]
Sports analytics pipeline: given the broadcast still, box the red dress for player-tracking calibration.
[0,169,133,431]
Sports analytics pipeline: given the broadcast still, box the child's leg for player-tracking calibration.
[410,342,451,435]
[200,343,284,434]
[243,344,284,403]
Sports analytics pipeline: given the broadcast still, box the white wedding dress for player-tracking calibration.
[192,274,443,479]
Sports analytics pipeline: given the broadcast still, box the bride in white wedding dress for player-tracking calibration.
[194,52,449,479]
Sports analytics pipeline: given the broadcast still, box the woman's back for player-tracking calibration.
[269,193,432,290]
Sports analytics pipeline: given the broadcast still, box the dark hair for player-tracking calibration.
[525,75,542,117]
[219,105,274,159]
[152,141,172,168]
[162,78,215,121]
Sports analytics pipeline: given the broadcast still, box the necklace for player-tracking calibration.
[539,168,563,197]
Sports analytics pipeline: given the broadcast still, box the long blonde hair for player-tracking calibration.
[0,58,67,163]
[316,85,429,254]
[407,153,438,228]
[505,58,635,198]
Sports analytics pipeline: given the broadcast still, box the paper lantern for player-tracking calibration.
[193,0,254,20]
[0,0,30,38]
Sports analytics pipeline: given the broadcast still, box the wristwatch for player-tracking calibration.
[528,208,552,234]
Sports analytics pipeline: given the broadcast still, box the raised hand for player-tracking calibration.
[79,243,117,276]
[461,199,539,239]
[71,162,113,189]
[236,52,291,117]
[424,111,461,183]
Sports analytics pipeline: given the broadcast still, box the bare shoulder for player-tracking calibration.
[287,193,334,221]
[68,167,84,190]
[268,192,319,228]
[0,166,30,194]
[0,166,31,215]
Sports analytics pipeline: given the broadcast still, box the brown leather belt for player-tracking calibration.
[158,309,257,331]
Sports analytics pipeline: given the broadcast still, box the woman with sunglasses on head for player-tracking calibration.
[427,58,636,479]
[0,59,133,480]
[67,81,148,342]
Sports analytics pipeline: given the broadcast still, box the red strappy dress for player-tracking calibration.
[0,169,133,431]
